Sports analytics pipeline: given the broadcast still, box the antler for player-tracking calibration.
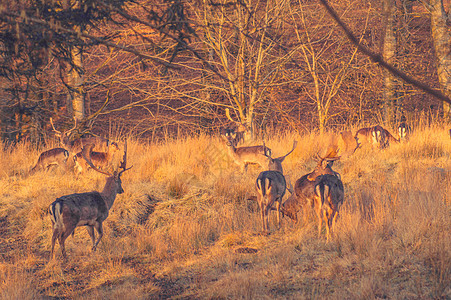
[118,139,132,176]
[81,144,113,176]
[50,117,78,137]
[275,140,298,161]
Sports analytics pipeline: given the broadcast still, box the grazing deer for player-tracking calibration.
[74,142,120,174]
[313,174,344,241]
[221,131,271,172]
[49,141,131,259]
[254,141,297,233]
[30,148,71,174]
[355,125,387,149]
[281,153,341,224]
[50,117,110,154]
[383,128,400,147]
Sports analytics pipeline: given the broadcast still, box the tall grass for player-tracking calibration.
[0,124,449,298]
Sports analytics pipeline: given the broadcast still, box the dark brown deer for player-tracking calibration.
[49,140,131,259]
[313,174,344,241]
[254,141,297,233]
[30,148,71,174]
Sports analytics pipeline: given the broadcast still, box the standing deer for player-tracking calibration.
[398,122,411,142]
[30,148,71,174]
[255,141,297,233]
[50,117,110,154]
[74,142,120,174]
[49,141,131,259]
[313,174,344,241]
[221,131,271,172]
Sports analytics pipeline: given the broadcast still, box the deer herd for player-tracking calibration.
[28,117,411,259]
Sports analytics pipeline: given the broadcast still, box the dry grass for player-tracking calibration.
[0,125,450,299]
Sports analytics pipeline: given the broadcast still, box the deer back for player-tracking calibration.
[256,171,286,200]
[50,192,109,227]
[314,174,344,211]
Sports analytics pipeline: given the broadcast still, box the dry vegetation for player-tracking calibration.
[0,124,450,299]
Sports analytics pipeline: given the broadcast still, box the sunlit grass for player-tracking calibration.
[0,124,449,298]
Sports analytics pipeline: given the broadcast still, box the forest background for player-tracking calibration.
[0,0,450,142]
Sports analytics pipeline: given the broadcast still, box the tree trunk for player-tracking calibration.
[70,45,85,122]
[430,0,451,119]
[383,0,398,126]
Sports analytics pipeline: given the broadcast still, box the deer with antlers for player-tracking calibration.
[30,148,71,174]
[255,141,297,233]
[49,140,131,259]
[73,142,121,174]
[50,117,110,154]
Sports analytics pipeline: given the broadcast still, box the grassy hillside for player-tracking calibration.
[0,126,450,299]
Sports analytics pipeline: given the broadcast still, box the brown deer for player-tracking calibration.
[254,141,297,233]
[73,142,120,174]
[221,131,271,173]
[50,117,110,154]
[355,125,387,149]
[30,148,71,174]
[281,153,341,225]
[313,174,344,241]
[383,127,400,147]
[49,140,131,259]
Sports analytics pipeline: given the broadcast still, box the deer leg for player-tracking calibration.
[86,226,96,249]
[59,229,74,259]
[260,201,266,232]
[276,200,281,228]
[92,222,103,251]
[51,229,59,259]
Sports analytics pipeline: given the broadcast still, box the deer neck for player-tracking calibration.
[100,176,118,208]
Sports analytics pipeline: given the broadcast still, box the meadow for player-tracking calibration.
[0,125,450,299]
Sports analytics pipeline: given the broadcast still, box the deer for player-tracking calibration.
[313,174,344,241]
[30,148,71,174]
[254,140,297,233]
[73,141,120,174]
[383,127,400,147]
[355,125,387,149]
[50,117,110,154]
[398,122,411,142]
[225,108,249,146]
[221,130,271,173]
[49,140,131,259]
[281,153,341,226]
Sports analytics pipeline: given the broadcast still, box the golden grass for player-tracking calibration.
[0,125,450,298]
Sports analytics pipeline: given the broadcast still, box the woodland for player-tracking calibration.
[0,0,450,142]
